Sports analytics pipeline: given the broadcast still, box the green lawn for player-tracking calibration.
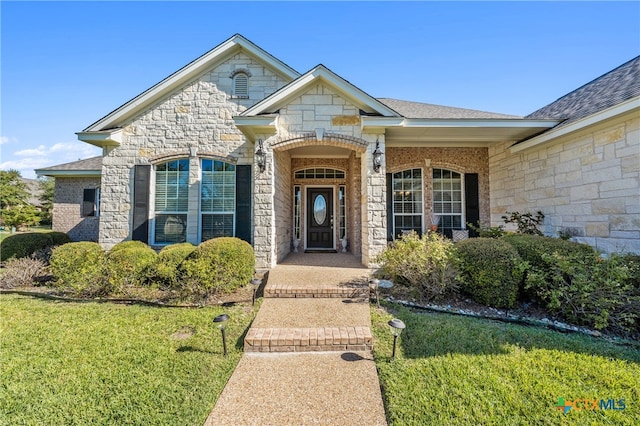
[0,294,256,425]
[372,304,640,425]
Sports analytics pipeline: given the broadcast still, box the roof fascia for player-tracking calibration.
[233,116,278,141]
[84,35,300,132]
[77,129,123,147]
[241,65,399,117]
[361,116,559,130]
[511,96,640,153]
[35,170,101,178]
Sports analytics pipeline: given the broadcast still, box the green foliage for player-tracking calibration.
[525,252,640,334]
[106,245,158,291]
[38,177,55,225]
[50,242,107,296]
[0,169,28,209]
[109,240,151,252]
[1,232,56,261]
[455,238,523,309]
[180,237,254,298]
[501,234,596,271]
[502,210,545,235]
[466,222,505,238]
[1,204,40,230]
[48,231,71,246]
[375,231,459,301]
[147,243,196,288]
[0,256,47,288]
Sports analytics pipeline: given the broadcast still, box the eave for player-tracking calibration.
[35,170,101,178]
[77,129,123,147]
[233,116,278,141]
[511,96,640,153]
[362,117,560,146]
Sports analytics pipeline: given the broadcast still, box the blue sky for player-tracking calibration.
[2,1,639,178]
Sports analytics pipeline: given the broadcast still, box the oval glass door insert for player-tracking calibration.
[313,195,327,225]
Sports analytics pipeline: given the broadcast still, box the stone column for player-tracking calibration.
[361,137,387,266]
[253,137,275,269]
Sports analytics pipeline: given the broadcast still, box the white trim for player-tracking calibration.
[361,116,558,129]
[510,96,640,153]
[76,129,123,147]
[240,65,399,118]
[36,170,101,177]
[83,35,299,132]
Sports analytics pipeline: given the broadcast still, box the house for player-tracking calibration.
[36,35,640,268]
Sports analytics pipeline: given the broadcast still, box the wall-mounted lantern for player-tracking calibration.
[255,139,266,173]
[372,139,383,173]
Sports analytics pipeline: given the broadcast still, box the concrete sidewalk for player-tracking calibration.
[204,253,388,425]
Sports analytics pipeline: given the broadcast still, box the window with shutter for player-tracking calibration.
[433,168,464,238]
[153,159,189,244]
[200,159,236,242]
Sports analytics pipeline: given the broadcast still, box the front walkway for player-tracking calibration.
[204,253,387,425]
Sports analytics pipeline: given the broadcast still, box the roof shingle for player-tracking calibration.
[377,98,521,119]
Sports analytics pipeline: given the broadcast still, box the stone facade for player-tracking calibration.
[489,113,640,254]
[98,52,290,250]
[53,177,101,242]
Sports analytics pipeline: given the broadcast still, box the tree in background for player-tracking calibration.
[0,169,40,230]
[38,176,54,225]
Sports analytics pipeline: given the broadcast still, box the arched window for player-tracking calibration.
[391,168,423,237]
[233,73,249,98]
[154,159,189,244]
[200,159,236,241]
[433,168,463,234]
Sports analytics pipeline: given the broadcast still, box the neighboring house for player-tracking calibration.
[36,35,639,268]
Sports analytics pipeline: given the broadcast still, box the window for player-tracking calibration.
[293,186,301,240]
[392,169,423,237]
[433,168,463,233]
[200,159,236,241]
[82,188,100,217]
[294,168,345,179]
[154,159,189,244]
[233,73,249,98]
[338,186,346,240]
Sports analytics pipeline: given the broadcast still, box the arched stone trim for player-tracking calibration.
[430,162,469,175]
[229,68,252,78]
[386,162,425,175]
[150,151,237,165]
[270,132,368,153]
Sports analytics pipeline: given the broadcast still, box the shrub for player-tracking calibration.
[109,240,151,253]
[179,237,254,298]
[466,222,505,238]
[50,242,107,296]
[106,244,158,291]
[1,256,47,289]
[502,210,545,235]
[49,232,71,246]
[501,234,596,272]
[147,243,195,288]
[1,232,54,261]
[375,232,459,301]
[455,238,524,309]
[525,252,639,333]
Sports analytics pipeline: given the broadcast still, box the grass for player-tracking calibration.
[372,303,640,425]
[0,294,256,425]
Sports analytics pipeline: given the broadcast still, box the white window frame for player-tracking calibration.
[432,168,466,232]
[391,168,424,238]
[151,159,190,246]
[198,158,236,243]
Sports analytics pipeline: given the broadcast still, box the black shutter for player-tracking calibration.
[235,165,252,243]
[386,173,393,241]
[132,165,151,243]
[465,173,480,238]
[82,188,96,217]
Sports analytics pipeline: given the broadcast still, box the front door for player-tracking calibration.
[307,188,333,250]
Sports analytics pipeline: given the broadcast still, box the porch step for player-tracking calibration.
[264,282,368,298]
[244,326,373,353]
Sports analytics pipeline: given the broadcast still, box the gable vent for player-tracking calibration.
[233,73,249,98]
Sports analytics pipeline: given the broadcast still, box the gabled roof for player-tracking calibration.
[239,64,400,118]
[35,156,102,177]
[81,34,300,135]
[377,98,521,119]
[525,56,640,126]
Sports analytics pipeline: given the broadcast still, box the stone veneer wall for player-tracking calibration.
[386,147,491,227]
[489,114,639,254]
[52,177,101,242]
[274,150,292,262]
[98,52,289,249]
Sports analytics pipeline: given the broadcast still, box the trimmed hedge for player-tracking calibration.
[109,240,151,253]
[1,232,69,262]
[180,237,254,297]
[106,245,158,290]
[147,243,196,288]
[50,242,107,296]
[501,234,597,269]
[455,238,524,309]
